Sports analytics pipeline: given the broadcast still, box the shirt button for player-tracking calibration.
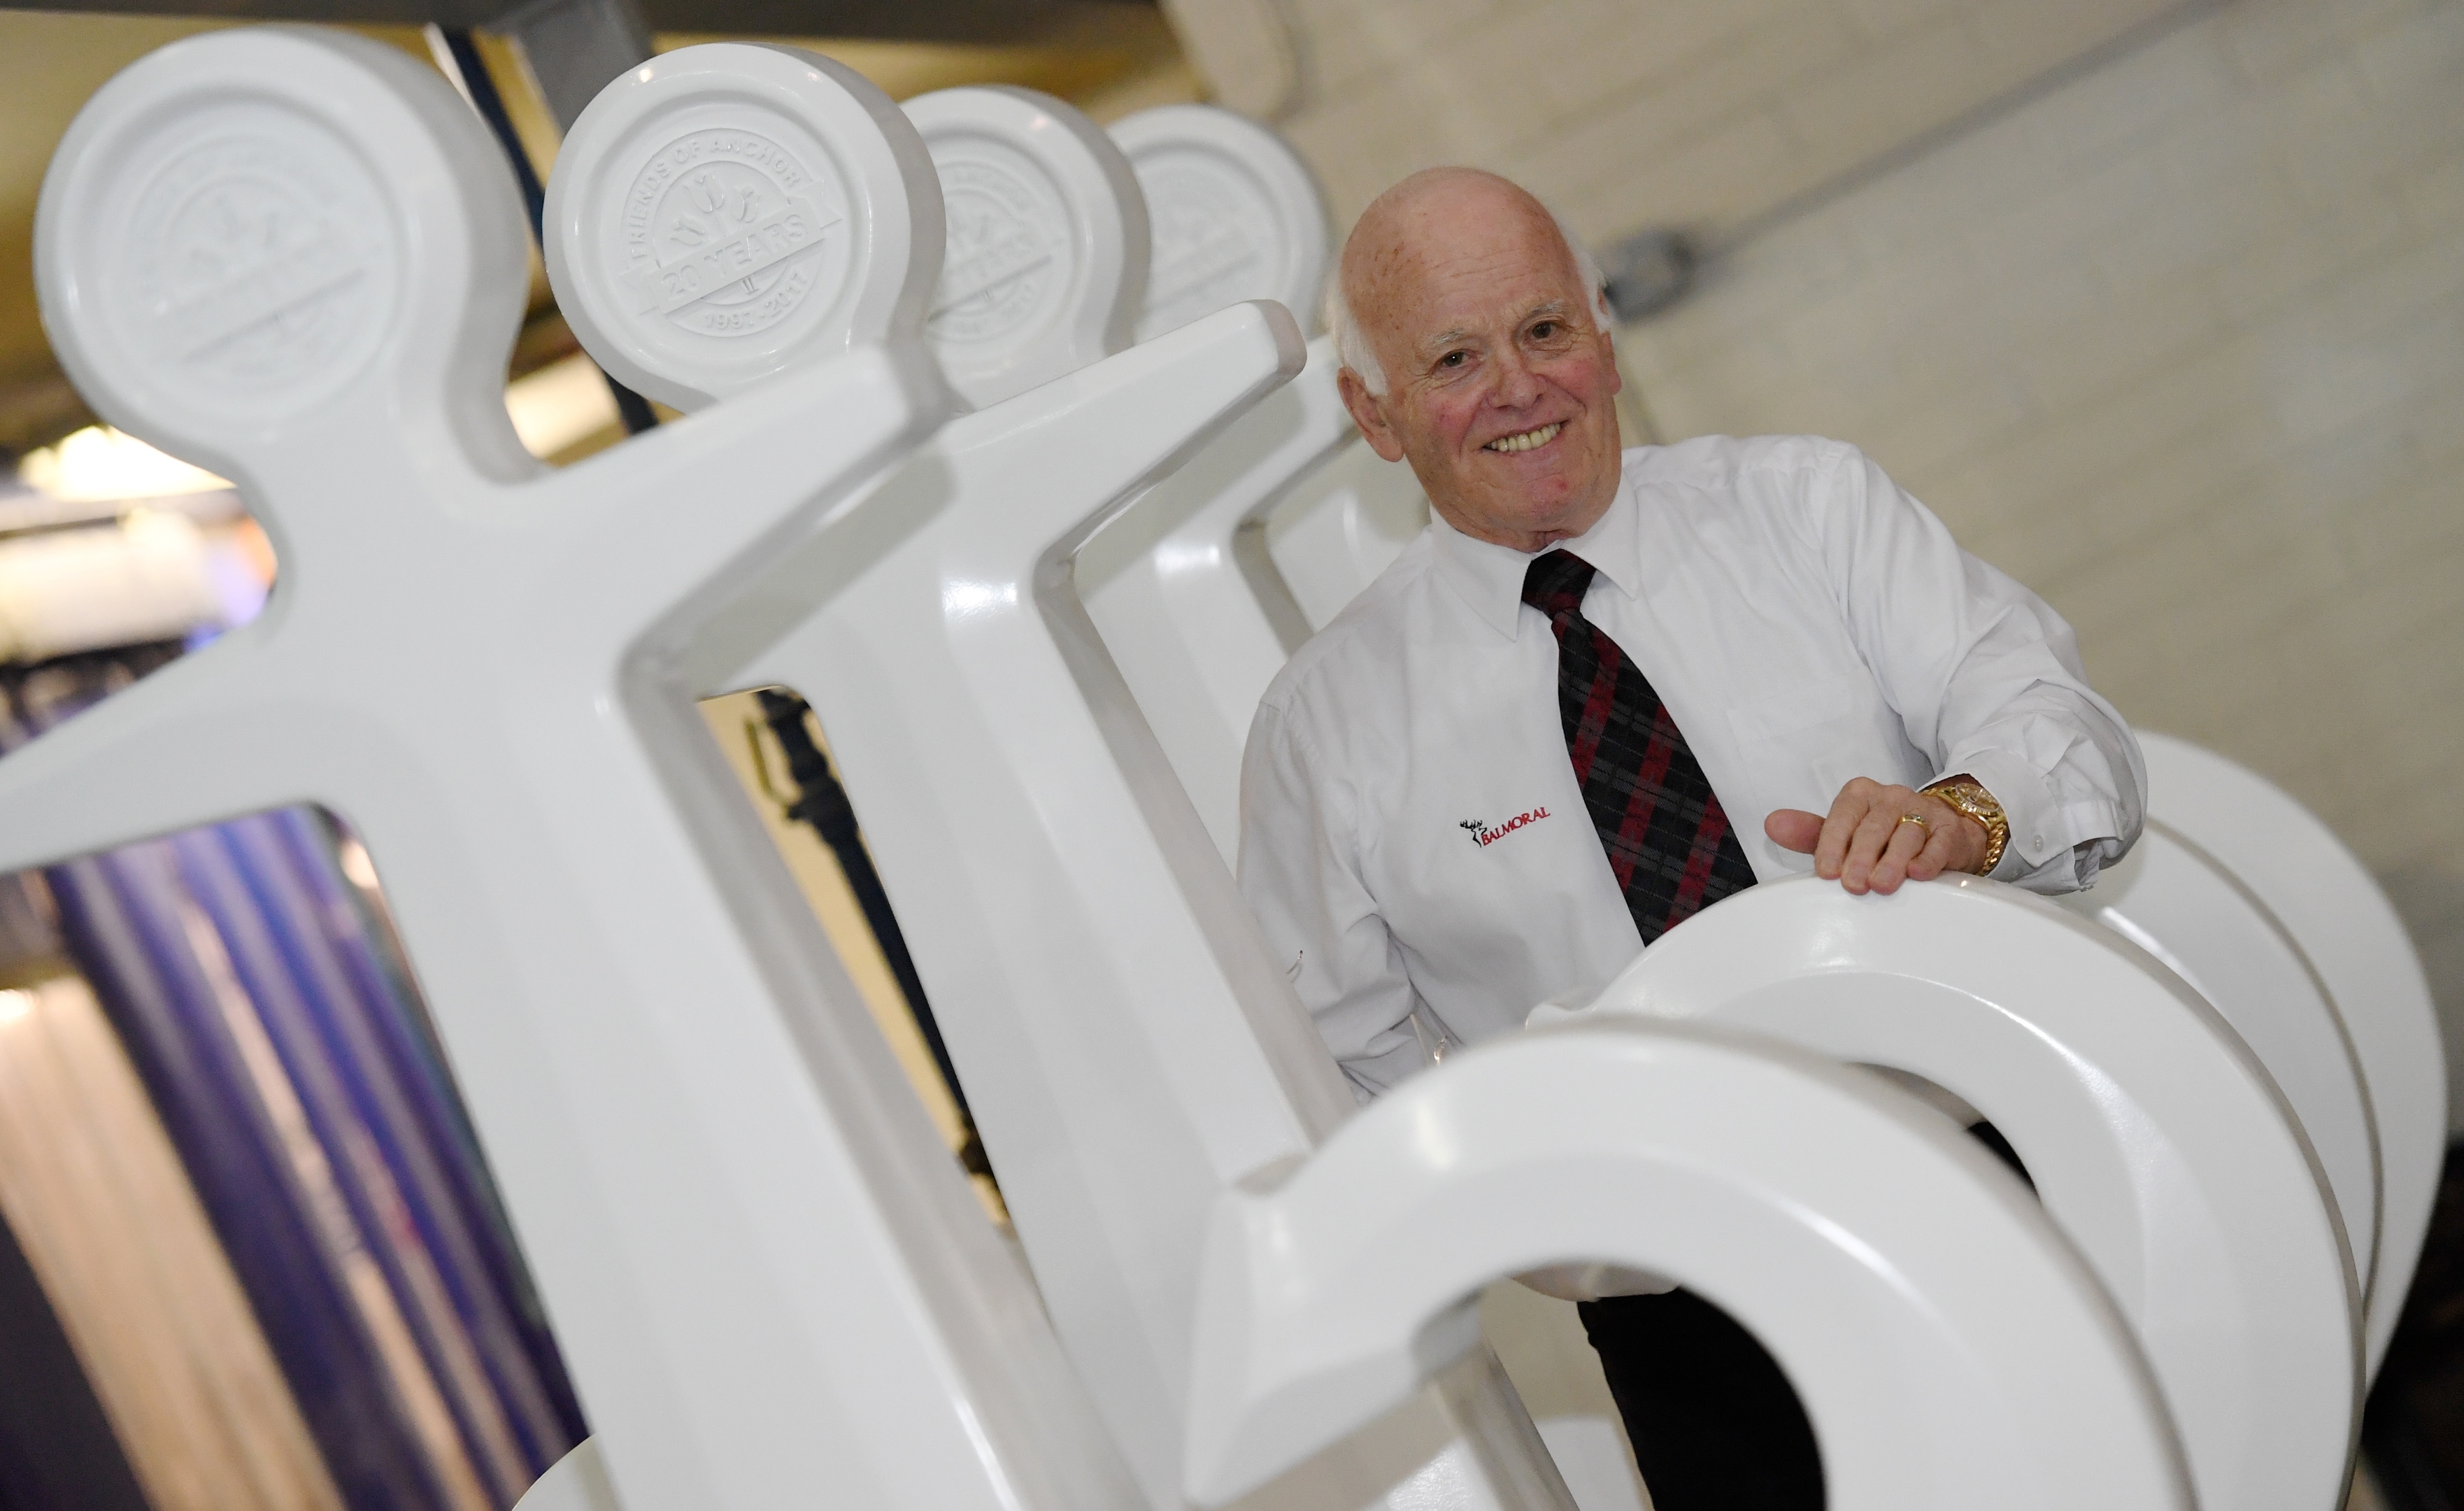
[2031,833,2045,852]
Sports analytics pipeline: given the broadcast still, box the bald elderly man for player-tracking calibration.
[1237,168,2144,1509]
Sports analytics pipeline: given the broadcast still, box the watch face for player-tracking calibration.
[1931,780,2001,816]
[1924,781,2008,872]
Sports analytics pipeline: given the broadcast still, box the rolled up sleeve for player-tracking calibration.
[1823,446,2146,892]
[1237,699,1430,1097]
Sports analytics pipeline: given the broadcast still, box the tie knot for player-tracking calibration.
[1521,550,1598,619]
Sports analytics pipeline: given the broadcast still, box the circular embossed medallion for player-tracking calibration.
[1110,106,1327,343]
[927,149,1064,348]
[544,43,941,412]
[111,104,397,420]
[620,126,846,343]
[902,85,1141,410]
[1135,151,1279,343]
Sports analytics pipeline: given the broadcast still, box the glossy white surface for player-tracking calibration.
[17,35,2276,1511]
[1262,440,1427,634]
[906,86,1145,409]
[15,29,1139,1511]
[1076,342,1429,865]
[544,43,943,413]
[1185,1020,2193,1511]
[561,53,1571,1508]
[1544,876,2358,1511]
[1085,105,1426,861]
[1111,104,1329,342]
[2141,730,2448,1379]
[513,1439,621,1511]
[2057,821,2381,1316]
[1078,334,1356,858]
[706,302,1576,1510]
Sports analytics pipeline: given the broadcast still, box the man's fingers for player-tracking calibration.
[1765,809,1823,855]
[1812,793,1863,879]
[1811,779,1991,892]
[1867,809,1935,893]
[1903,795,1972,881]
[1839,790,1908,892]
[1903,817,1958,881]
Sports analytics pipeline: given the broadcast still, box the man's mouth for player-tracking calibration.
[1483,422,1563,454]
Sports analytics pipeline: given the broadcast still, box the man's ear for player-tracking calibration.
[1597,322,1625,399]
[1338,367,1408,463]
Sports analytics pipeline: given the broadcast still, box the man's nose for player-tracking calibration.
[1488,346,1544,408]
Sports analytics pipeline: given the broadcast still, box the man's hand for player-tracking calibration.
[1765,777,1993,895]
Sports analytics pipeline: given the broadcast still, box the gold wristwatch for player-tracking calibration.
[1922,776,2009,875]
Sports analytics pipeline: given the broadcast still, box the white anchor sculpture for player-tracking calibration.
[1075,326,1364,860]
[7,31,1144,1511]
[2134,731,2446,1378]
[1182,1021,2195,1511]
[2055,822,2381,1324]
[1541,875,2360,1511]
[569,74,2197,1508]
[1256,437,1433,635]
[1080,106,1427,860]
[553,70,1574,1511]
[534,62,2405,1511]
[1061,115,1635,1501]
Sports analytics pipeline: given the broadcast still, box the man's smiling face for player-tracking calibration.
[1338,170,1625,552]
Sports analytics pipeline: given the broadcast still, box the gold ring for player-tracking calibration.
[1895,813,1930,835]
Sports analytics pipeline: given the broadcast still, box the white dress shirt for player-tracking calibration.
[1238,434,2145,1095]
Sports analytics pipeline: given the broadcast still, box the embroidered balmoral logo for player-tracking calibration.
[1461,809,1551,849]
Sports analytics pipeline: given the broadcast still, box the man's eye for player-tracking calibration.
[1439,350,1468,368]
[1532,320,1559,339]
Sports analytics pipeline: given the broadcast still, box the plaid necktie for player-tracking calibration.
[1523,550,1757,944]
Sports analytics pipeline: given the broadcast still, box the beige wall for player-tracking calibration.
[1165,0,2194,240]
[1616,0,2464,1119]
[1172,0,2464,1115]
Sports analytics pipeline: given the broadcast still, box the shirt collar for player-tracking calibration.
[1427,471,1642,640]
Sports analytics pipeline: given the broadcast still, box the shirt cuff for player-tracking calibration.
[1933,746,2093,885]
